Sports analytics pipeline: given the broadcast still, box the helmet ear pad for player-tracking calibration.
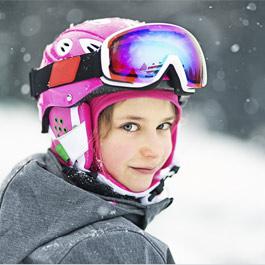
[48,103,94,169]
[78,102,94,169]
[49,107,73,138]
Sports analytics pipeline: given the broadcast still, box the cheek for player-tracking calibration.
[162,134,173,159]
[100,135,136,169]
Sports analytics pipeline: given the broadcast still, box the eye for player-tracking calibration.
[121,123,139,132]
[79,39,102,53]
[56,38,73,56]
[157,122,172,130]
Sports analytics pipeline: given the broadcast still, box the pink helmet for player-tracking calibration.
[37,18,143,165]
[33,18,185,199]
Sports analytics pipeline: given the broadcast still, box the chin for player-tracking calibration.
[123,169,154,192]
[128,181,152,193]
[129,186,149,193]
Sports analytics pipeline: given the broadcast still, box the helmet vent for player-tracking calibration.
[91,43,99,49]
[52,116,69,137]
[79,38,102,54]
[86,46,94,53]
[56,38,73,56]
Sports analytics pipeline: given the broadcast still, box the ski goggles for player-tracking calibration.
[30,23,207,98]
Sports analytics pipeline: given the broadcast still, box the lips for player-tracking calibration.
[130,166,157,175]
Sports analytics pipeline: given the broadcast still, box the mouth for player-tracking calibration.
[130,166,157,175]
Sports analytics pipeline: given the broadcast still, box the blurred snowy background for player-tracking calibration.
[0,0,265,263]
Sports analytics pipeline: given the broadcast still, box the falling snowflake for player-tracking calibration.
[230,44,240,53]
[10,47,14,55]
[244,97,259,114]
[21,84,30,95]
[239,18,249,26]
[23,53,31,62]
[215,41,221,46]
[97,206,110,217]
[242,19,249,26]
[246,2,257,11]
[256,22,263,28]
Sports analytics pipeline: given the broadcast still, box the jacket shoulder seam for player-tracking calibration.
[58,227,166,263]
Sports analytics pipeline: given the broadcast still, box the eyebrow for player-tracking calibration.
[117,115,176,122]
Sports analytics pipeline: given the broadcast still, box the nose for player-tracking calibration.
[140,146,159,159]
[139,132,161,159]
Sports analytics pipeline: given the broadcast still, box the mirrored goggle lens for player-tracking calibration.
[108,24,206,88]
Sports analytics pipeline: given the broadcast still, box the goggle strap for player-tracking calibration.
[29,64,52,99]
[76,50,102,83]
[164,65,193,96]
[30,51,102,98]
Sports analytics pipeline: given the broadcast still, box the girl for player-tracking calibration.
[0,17,207,263]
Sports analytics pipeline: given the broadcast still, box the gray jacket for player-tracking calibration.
[0,151,175,263]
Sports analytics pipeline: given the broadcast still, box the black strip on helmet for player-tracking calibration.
[29,50,102,98]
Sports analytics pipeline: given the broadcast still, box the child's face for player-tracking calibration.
[99,97,177,192]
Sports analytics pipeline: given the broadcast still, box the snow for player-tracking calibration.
[246,3,257,11]
[240,18,250,26]
[0,102,265,263]
[23,53,31,63]
[0,102,50,178]
[20,15,42,37]
[97,205,111,217]
[147,113,265,263]
[256,21,263,28]
[230,44,240,53]
[20,84,30,95]
[244,97,259,115]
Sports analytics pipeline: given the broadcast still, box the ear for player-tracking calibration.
[48,103,94,169]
